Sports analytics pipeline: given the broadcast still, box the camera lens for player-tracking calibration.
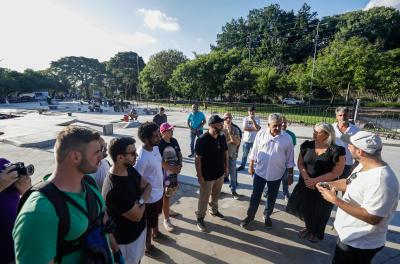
[26,164,35,176]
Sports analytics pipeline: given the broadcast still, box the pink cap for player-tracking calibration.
[160,122,175,133]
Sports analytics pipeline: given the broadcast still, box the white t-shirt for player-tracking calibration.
[134,146,164,204]
[334,164,399,249]
[333,123,359,165]
[93,158,110,191]
[248,129,295,181]
[242,116,261,143]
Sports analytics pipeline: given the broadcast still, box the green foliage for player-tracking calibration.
[106,52,145,99]
[139,50,187,98]
[223,62,255,100]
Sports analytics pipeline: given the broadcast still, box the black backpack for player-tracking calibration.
[17,175,113,264]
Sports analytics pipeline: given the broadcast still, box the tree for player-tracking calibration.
[252,66,280,99]
[223,62,255,101]
[49,56,105,98]
[106,52,145,99]
[139,50,187,98]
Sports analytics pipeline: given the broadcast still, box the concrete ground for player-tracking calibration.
[1,102,399,263]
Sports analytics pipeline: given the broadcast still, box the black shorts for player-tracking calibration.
[145,198,163,228]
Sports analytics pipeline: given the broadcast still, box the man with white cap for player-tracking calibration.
[317,131,399,263]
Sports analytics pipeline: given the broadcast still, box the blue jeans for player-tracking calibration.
[190,129,203,155]
[240,142,253,167]
[264,169,289,196]
[247,174,282,218]
[228,158,237,192]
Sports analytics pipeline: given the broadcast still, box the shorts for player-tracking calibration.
[119,228,146,264]
[145,198,163,228]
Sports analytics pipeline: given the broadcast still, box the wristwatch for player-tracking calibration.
[138,197,145,208]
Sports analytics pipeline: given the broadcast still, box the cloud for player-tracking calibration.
[137,9,180,32]
[0,0,157,71]
[365,0,400,10]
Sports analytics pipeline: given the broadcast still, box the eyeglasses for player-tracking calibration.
[346,172,358,185]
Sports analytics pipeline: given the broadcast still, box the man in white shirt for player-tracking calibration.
[93,137,111,190]
[237,106,261,171]
[332,107,359,178]
[317,131,399,263]
[134,122,166,257]
[240,113,295,229]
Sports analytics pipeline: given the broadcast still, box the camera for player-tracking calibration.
[9,162,35,177]
[318,182,330,190]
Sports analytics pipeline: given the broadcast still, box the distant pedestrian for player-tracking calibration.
[332,106,359,179]
[158,123,182,232]
[317,131,399,263]
[237,106,261,171]
[287,122,345,243]
[153,107,167,127]
[187,104,206,158]
[240,113,295,229]
[134,122,167,257]
[195,115,228,232]
[222,112,241,199]
[102,137,152,264]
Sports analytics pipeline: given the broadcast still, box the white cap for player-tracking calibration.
[341,131,383,154]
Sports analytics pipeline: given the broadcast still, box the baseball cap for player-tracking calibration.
[208,115,224,125]
[340,131,383,154]
[248,106,256,111]
[160,122,174,133]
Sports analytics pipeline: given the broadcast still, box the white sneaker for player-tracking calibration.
[163,218,174,232]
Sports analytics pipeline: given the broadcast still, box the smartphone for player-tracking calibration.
[319,182,331,190]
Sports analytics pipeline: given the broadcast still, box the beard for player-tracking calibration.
[77,156,98,174]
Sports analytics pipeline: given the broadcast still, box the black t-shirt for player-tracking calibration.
[158,138,181,163]
[153,114,167,127]
[300,140,346,178]
[195,132,228,181]
[102,167,146,244]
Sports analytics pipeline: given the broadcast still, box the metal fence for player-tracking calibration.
[136,99,400,140]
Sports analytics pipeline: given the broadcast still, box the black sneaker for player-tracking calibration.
[232,191,240,200]
[197,218,206,232]
[224,177,230,183]
[264,216,272,229]
[210,211,225,219]
[188,153,195,158]
[240,216,253,228]
[236,165,245,171]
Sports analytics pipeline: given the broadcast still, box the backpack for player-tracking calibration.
[232,122,242,149]
[17,175,113,264]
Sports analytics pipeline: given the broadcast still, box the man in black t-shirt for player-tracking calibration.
[152,107,167,127]
[102,137,152,264]
[195,115,228,232]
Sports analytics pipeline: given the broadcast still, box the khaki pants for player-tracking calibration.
[195,176,224,219]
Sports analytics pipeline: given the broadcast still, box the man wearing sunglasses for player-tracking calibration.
[317,131,399,264]
[92,137,111,190]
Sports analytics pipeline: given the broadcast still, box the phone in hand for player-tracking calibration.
[318,182,330,190]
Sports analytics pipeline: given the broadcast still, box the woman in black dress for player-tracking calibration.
[287,122,345,242]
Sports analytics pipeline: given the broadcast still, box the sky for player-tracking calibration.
[0,0,399,72]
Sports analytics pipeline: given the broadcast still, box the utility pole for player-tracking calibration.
[136,54,141,102]
[309,21,323,107]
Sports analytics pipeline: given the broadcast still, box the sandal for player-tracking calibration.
[298,228,309,239]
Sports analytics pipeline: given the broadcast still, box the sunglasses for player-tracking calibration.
[224,117,232,120]
[346,172,358,185]
[124,151,137,157]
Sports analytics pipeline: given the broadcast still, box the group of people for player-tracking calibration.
[0,105,398,264]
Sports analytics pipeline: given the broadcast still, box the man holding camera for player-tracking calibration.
[0,159,32,264]
[317,131,399,263]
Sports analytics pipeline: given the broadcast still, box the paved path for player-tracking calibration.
[1,103,399,263]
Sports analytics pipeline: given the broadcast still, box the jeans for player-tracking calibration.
[247,174,282,219]
[195,176,224,219]
[240,142,253,167]
[332,239,383,264]
[190,129,203,155]
[228,158,237,192]
[265,169,289,196]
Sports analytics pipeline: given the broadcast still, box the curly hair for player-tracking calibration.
[138,122,159,142]
[108,137,136,162]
